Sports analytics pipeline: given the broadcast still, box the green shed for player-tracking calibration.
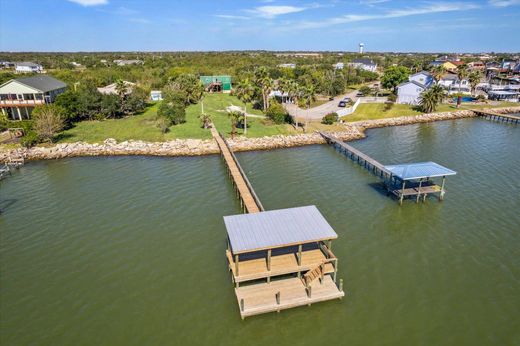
[200,75,232,93]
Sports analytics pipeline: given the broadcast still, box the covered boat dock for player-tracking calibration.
[384,162,457,205]
[224,205,344,319]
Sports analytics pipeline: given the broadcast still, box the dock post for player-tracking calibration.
[240,299,244,312]
[333,259,338,283]
[235,255,239,276]
[297,244,302,266]
[276,291,281,312]
[416,179,423,203]
[267,249,271,271]
[440,176,446,201]
[339,279,344,293]
[400,181,406,205]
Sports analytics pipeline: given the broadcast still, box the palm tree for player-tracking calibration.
[456,65,469,108]
[300,85,316,131]
[227,110,244,138]
[115,79,127,112]
[468,71,481,96]
[430,65,446,83]
[198,113,212,129]
[254,67,273,112]
[419,84,445,113]
[278,78,290,103]
[235,78,255,135]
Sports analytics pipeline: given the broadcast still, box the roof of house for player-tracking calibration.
[4,75,67,92]
[15,62,42,67]
[97,81,135,95]
[351,58,376,66]
[398,80,428,89]
[224,205,338,254]
[384,162,457,180]
[410,71,432,78]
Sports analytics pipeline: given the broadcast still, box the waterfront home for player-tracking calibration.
[438,73,471,94]
[150,90,163,101]
[348,59,377,72]
[468,61,485,71]
[0,75,67,120]
[487,90,519,101]
[15,62,43,74]
[430,60,458,72]
[97,81,135,95]
[397,71,434,104]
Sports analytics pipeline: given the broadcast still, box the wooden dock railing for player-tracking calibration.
[211,126,264,214]
[472,109,520,124]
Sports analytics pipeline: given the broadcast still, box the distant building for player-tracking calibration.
[278,63,296,69]
[113,59,143,66]
[468,61,485,71]
[0,75,67,120]
[97,81,135,95]
[359,43,364,54]
[333,62,344,70]
[200,76,232,93]
[397,71,433,105]
[150,90,163,101]
[430,60,458,72]
[348,58,377,72]
[70,61,82,68]
[275,53,323,58]
[15,62,43,74]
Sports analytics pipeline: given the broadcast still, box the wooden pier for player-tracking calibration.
[211,126,263,214]
[320,132,456,205]
[473,110,520,124]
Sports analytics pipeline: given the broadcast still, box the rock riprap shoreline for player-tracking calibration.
[1,106,519,161]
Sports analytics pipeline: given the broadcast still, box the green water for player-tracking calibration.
[1,118,519,345]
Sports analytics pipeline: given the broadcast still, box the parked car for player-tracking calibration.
[343,97,352,102]
[338,101,347,107]
[356,92,364,97]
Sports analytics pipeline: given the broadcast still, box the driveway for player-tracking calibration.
[284,90,359,121]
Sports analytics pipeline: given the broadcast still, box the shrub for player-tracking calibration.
[157,100,186,126]
[20,132,39,148]
[387,93,397,103]
[31,105,65,142]
[265,100,288,124]
[359,86,372,96]
[322,112,337,125]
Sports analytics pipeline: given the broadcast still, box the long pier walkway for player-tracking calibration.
[319,132,392,179]
[211,126,263,214]
[473,109,520,124]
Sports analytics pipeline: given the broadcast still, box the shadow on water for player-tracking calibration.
[0,199,18,214]
[368,182,392,198]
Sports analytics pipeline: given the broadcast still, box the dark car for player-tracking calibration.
[338,101,347,107]
[356,92,364,97]
[343,97,352,102]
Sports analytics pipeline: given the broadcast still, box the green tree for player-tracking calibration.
[419,85,445,113]
[468,71,481,96]
[157,91,186,126]
[198,113,212,129]
[265,100,288,124]
[381,66,410,92]
[300,85,316,131]
[167,74,204,104]
[254,67,273,112]
[115,79,128,112]
[235,78,255,135]
[456,65,469,108]
[31,104,66,142]
[227,110,244,138]
[430,65,446,82]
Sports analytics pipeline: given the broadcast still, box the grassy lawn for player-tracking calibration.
[58,93,296,143]
[343,102,519,122]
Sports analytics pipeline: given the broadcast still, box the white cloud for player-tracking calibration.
[293,2,480,29]
[67,0,108,6]
[247,5,307,18]
[488,0,520,6]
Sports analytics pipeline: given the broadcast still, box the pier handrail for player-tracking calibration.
[219,132,265,212]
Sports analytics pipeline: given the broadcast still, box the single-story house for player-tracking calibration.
[97,81,135,95]
[113,59,143,66]
[150,90,163,101]
[347,59,377,72]
[333,62,344,70]
[278,63,296,69]
[15,62,43,74]
[0,75,67,120]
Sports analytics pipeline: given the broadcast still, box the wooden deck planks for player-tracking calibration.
[474,110,520,123]
[235,276,344,318]
[211,127,261,214]
[228,249,335,282]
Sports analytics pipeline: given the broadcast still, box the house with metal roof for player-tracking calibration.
[224,205,344,318]
[397,71,436,104]
[14,62,43,74]
[0,75,67,120]
[347,58,377,72]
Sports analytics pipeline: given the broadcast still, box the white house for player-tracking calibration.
[333,62,344,70]
[113,59,143,66]
[347,59,377,72]
[397,81,428,105]
[438,74,471,94]
[278,63,296,69]
[397,71,434,104]
[15,62,43,74]
[0,75,67,120]
[150,90,163,101]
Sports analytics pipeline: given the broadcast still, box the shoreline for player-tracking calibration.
[2,107,519,162]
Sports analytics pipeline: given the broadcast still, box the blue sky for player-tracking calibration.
[1,0,519,52]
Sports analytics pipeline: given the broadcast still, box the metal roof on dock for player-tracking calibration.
[224,205,337,254]
[384,162,456,180]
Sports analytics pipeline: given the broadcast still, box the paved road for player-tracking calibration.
[284,90,359,121]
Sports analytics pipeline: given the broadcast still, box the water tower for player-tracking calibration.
[359,43,365,54]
